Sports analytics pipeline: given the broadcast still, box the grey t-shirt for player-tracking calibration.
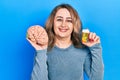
[31,43,104,80]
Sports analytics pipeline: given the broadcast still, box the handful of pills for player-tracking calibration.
[82,29,90,43]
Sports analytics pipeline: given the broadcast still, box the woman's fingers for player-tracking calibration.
[94,36,100,42]
[89,32,96,41]
[89,32,100,43]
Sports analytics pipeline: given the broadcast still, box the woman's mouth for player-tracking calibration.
[59,28,68,32]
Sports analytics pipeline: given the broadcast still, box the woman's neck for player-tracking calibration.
[55,36,72,49]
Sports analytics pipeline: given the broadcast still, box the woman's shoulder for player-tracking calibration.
[76,46,90,57]
[47,45,90,58]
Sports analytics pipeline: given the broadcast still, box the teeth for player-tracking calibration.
[59,29,67,32]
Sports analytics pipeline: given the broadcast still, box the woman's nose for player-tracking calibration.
[61,21,66,27]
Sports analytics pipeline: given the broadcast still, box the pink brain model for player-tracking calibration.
[27,25,48,45]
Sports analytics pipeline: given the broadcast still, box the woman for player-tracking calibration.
[27,4,104,80]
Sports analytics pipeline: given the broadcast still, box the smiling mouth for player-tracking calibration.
[59,28,68,32]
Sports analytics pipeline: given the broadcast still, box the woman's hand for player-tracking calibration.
[82,32,100,47]
[26,25,48,50]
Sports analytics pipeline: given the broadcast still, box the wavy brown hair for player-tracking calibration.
[45,4,84,50]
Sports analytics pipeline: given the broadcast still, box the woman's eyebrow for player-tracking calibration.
[56,16,63,18]
[56,16,72,19]
[66,17,72,19]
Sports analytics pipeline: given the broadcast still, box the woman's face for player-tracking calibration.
[54,8,73,39]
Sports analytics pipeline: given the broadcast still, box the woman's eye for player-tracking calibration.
[67,20,72,23]
[57,19,62,21]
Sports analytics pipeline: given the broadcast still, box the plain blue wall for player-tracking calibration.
[0,0,120,80]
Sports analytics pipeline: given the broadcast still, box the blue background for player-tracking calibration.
[0,0,120,80]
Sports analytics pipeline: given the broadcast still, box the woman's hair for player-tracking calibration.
[45,3,84,50]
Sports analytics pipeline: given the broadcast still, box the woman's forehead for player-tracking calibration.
[55,8,71,17]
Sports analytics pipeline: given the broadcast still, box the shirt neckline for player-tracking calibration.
[54,44,73,51]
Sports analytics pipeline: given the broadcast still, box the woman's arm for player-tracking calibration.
[26,25,49,80]
[82,32,104,80]
[84,43,104,80]
[31,49,48,80]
